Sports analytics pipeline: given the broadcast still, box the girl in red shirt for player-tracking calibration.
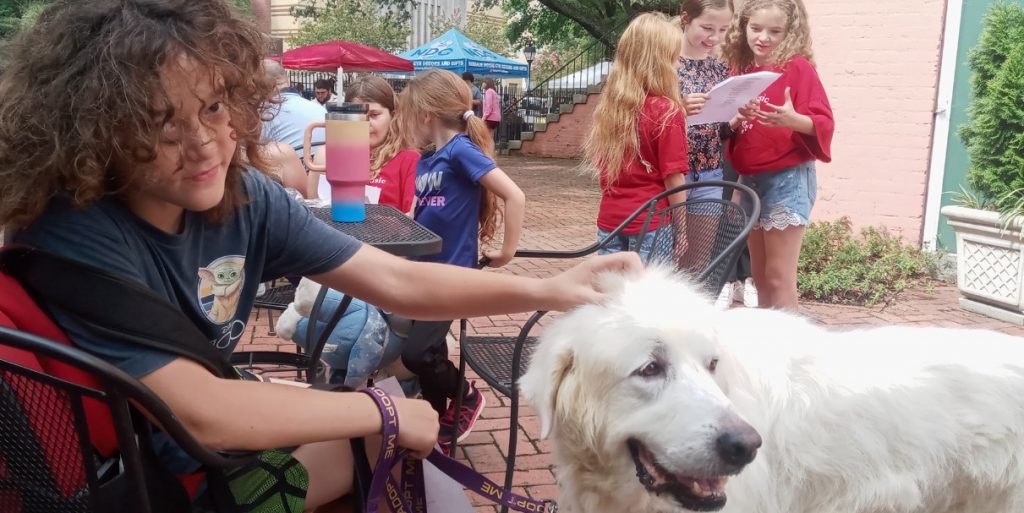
[306,76,419,213]
[721,0,834,310]
[583,12,689,262]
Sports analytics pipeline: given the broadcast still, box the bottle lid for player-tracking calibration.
[327,102,369,114]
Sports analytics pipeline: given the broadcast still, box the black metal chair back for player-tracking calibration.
[0,326,256,513]
[1,358,113,512]
[0,326,152,513]
[639,180,758,295]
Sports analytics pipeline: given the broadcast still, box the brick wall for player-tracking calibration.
[521,0,946,242]
[806,0,945,242]
[519,93,598,159]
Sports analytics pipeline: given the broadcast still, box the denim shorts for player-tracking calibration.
[685,167,725,200]
[739,161,817,230]
[597,229,658,263]
[685,167,725,215]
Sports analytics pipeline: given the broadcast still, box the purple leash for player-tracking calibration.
[425,450,557,513]
[360,388,556,513]
[360,387,414,513]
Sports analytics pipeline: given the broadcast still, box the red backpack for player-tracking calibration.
[0,248,230,512]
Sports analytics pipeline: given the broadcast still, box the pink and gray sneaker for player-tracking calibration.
[438,381,486,452]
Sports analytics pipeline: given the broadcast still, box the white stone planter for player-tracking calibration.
[942,205,1024,324]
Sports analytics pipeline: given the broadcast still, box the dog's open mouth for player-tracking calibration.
[627,439,729,512]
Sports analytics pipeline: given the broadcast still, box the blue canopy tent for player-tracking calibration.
[399,29,529,78]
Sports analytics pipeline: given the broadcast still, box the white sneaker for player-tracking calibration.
[742,277,759,308]
[714,282,737,309]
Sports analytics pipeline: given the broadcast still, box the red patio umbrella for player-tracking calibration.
[279,40,414,73]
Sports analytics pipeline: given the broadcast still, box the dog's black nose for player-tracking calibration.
[715,427,762,467]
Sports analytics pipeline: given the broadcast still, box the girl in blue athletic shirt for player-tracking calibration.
[399,69,526,451]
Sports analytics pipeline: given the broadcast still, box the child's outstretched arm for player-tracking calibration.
[479,167,526,268]
[311,245,641,320]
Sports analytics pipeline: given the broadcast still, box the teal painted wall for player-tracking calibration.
[937,0,1024,250]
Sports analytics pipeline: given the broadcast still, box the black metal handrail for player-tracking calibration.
[506,37,610,115]
[495,37,612,150]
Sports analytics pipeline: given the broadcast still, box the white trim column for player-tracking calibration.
[923,0,964,251]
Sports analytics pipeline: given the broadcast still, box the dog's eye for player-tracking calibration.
[708,358,719,373]
[636,361,664,378]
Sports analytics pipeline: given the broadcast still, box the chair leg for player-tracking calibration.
[450,319,468,457]
[502,387,522,513]
[266,309,276,337]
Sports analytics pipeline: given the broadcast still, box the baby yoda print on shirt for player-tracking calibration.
[197,255,246,324]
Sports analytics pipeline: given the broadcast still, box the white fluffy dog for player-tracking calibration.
[519,268,1024,513]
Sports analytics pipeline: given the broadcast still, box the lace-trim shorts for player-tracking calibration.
[739,161,817,231]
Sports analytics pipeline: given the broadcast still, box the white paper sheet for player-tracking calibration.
[686,71,782,126]
[317,174,330,202]
[365,185,382,205]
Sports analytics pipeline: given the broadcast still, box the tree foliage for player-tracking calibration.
[966,3,1024,100]
[289,0,412,52]
[229,0,253,17]
[0,0,48,39]
[530,37,592,82]
[486,0,674,49]
[430,8,511,56]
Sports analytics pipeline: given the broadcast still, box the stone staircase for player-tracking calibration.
[502,81,605,155]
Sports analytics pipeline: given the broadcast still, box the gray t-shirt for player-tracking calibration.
[16,170,360,377]
[15,170,361,472]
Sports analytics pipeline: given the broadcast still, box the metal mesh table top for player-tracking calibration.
[311,204,442,257]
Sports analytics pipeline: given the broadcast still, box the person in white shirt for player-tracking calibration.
[262,60,327,160]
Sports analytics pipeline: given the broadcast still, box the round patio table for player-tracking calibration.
[310,204,442,257]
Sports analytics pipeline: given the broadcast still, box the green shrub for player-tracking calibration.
[959,3,1024,220]
[798,218,935,306]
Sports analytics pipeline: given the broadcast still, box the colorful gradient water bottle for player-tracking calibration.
[303,103,370,222]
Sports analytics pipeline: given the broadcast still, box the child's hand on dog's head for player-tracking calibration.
[541,252,643,311]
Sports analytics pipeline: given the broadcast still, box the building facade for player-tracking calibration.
[261,0,467,50]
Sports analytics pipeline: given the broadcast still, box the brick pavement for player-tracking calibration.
[240,155,1024,512]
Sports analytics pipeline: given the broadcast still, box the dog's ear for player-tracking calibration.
[519,329,576,439]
